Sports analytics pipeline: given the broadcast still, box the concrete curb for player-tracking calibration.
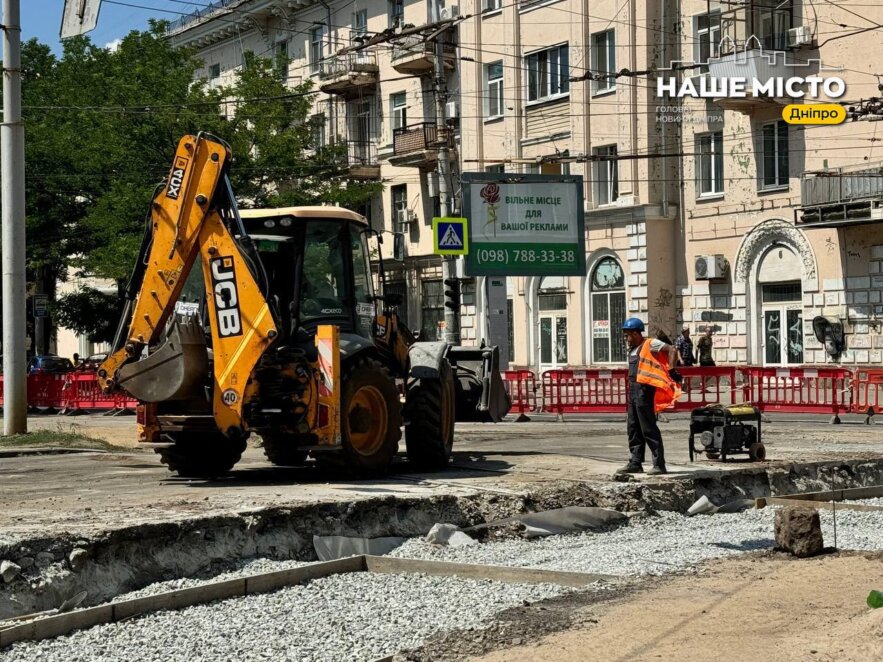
[0,447,107,458]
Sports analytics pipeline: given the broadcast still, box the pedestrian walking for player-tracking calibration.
[618,318,682,475]
[675,327,695,366]
[697,327,716,366]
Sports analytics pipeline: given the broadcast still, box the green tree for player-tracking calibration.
[18,25,380,345]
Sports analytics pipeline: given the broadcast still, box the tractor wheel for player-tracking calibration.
[259,432,309,467]
[155,431,246,478]
[336,356,402,476]
[404,359,455,470]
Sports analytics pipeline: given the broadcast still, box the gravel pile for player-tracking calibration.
[847,496,883,507]
[390,508,883,575]
[0,573,568,662]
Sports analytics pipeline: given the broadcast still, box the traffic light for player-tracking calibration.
[443,277,461,312]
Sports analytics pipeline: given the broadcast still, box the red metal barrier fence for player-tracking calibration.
[673,366,739,412]
[501,370,537,417]
[852,368,883,416]
[740,367,851,418]
[541,368,629,414]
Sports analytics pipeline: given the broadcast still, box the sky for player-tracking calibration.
[22,1,207,53]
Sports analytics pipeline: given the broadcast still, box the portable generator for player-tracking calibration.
[688,405,764,462]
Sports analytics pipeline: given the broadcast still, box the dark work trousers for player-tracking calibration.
[627,399,666,468]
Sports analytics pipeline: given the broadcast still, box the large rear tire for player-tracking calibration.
[155,431,246,478]
[329,356,401,476]
[259,432,310,466]
[404,359,455,470]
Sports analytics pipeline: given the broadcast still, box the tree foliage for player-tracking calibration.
[18,25,381,340]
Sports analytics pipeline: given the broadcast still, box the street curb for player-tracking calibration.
[0,448,107,458]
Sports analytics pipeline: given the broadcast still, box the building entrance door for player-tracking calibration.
[761,282,803,365]
[539,313,568,372]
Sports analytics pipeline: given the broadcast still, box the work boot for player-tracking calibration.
[646,465,668,475]
[616,463,644,474]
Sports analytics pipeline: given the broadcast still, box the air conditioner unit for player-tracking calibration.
[440,5,459,20]
[445,100,459,120]
[787,25,813,48]
[395,209,416,226]
[695,254,728,280]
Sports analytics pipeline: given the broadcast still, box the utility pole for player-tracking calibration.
[2,0,27,435]
[433,31,461,345]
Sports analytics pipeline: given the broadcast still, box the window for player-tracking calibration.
[349,226,375,337]
[593,145,618,206]
[310,26,324,74]
[389,0,404,27]
[591,30,615,94]
[525,44,569,103]
[697,131,724,196]
[485,164,505,173]
[761,120,789,189]
[421,280,445,340]
[695,12,721,74]
[311,114,326,149]
[390,92,407,140]
[353,9,368,35]
[386,281,409,326]
[392,184,408,225]
[485,61,504,119]
[208,63,221,81]
[485,0,501,12]
[754,0,791,50]
[275,41,289,80]
[538,276,568,366]
[590,257,626,363]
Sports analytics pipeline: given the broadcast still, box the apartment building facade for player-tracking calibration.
[459,0,883,370]
[165,0,465,343]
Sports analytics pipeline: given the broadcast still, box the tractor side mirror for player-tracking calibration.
[393,232,405,262]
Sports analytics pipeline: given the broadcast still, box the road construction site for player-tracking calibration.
[2,412,883,661]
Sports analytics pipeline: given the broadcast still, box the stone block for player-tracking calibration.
[803,293,815,306]
[676,284,691,296]
[849,305,871,319]
[855,350,870,363]
[627,274,639,286]
[814,293,825,307]
[627,248,638,261]
[871,290,882,304]
[730,335,747,348]
[870,261,881,275]
[1,560,21,583]
[631,286,648,299]
[462,294,475,306]
[774,507,824,557]
[845,292,854,305]
[736,321,746,335]
[736,349,747,362]
[692,281,710,296]
[824,278,845,291]
[631,260,647,273]
[712,295,731,308]
[709,283,730,295]
[825,292,841,306]
[732,282,746,295]
[732,309,746,322]
[873,275,883,289]
[638,247,646,260]
[628,234,640,248]
[629,301,640,312]
[847,276,871,290]
[694,296,709,309]
[872,245,883,259]
[871,350,883,363]
[803,279,819,293]
[734,295,746,308]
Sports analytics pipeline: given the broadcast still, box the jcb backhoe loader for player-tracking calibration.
[98,134,510,477]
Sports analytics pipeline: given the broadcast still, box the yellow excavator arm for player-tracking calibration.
[98,135,279,436]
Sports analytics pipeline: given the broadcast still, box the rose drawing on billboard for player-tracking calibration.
[480,182,501,237]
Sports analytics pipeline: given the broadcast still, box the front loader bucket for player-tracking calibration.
[117,317,209,403]
[446,345,512,422]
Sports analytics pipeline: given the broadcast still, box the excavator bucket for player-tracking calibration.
[446,345,511,422]
[117,317,209,403]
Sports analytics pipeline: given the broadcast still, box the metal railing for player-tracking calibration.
[800,162,883,207]
[346,141,377,167]
[319,52,378,79]
[393,122,439,156]
[165,0,237,33]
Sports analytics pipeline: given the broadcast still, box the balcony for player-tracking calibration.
[344,141,381,180]
[319,52,379,97]
[796,162,883,227]
[705,46,814,113]
[389,122,451,169]
[390,37,456,76]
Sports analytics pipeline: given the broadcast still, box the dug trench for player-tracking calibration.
[1,457,883,620]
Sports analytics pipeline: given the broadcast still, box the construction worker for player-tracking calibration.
[618,317,682,475]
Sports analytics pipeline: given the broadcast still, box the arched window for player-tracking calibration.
[590,257,626,362]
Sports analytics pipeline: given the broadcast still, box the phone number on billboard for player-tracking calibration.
[476,248,577,264]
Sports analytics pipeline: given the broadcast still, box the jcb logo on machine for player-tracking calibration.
[210,256,243,337]
[166,156,189,200]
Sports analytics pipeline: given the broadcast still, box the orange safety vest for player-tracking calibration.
[636,340,682,413]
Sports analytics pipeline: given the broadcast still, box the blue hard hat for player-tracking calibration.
[622,317,645,332]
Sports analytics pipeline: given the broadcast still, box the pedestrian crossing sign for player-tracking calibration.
[433,217,469,255]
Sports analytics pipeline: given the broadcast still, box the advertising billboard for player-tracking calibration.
[462,173,585,277]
